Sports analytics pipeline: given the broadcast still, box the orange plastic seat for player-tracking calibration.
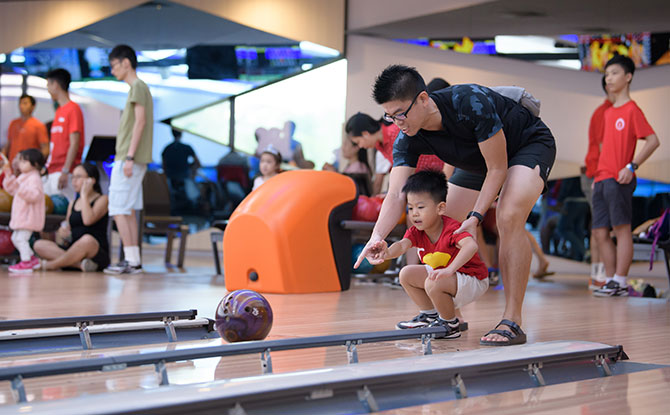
[223,170,357,294]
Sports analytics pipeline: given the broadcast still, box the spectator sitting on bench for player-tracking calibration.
[34,163,110,272]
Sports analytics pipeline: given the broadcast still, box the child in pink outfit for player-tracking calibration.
[2,149,46,273]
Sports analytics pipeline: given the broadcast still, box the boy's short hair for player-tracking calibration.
[402,169,448,203]
[605,54,635,77]
[601,75,607,94]
[109,44,138,69]
[373,64,426,105]
[45,68,71,92]
[427,77,450,93]
[19,94,36,106]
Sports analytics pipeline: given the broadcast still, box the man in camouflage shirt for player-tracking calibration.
[355,65,556,346]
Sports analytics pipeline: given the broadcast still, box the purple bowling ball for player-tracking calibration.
[215,290,273,342]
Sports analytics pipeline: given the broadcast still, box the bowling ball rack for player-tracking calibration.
[0,325,452,404]
[2,340,630,413]
[0,310,216,356]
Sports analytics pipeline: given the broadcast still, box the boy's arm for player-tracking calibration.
[123,103,147,178]
[431,235,478,280]
[384,238,412,260]
[617,134,661,184]
[58,131,80,189]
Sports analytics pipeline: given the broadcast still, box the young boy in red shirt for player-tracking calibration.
[592,55,660,297]
[369,170,490,340]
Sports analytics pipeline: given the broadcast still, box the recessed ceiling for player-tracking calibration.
[29,0,295,50]
[349,0,670,39]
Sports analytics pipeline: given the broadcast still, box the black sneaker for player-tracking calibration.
[594,280,629,297]
[428,318,461,339]
[396,312,438,329]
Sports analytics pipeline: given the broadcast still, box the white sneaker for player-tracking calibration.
[80,258,99,272]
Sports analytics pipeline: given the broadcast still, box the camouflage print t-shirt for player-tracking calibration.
[393,84,552,174]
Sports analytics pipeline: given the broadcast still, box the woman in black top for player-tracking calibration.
[35,163,109,271]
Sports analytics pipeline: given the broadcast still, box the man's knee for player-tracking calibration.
[496,207,524,235]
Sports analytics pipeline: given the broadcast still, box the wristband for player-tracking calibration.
[466,211,484,225]
[626,162,638,172]
[125,155,134,161]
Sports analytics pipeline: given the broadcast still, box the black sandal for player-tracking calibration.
[479,319,527,346]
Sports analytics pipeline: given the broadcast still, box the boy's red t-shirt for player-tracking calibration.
[47,101,85,173]
[404,215,488,280]
[584,99,612,178]
[595,100,654,183]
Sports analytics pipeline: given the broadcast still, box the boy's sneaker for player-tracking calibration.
[104,261,143,275]
[9,257,39,274]
[593,280,628,297]
[80,258,99,272]
[427,318,461,339]
[396,312,438,330]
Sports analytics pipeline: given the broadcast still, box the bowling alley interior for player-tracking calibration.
[1,1,669,414]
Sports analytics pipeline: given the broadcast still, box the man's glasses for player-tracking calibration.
[383,90,424,123]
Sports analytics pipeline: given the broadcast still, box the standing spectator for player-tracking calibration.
[2,94,49,163]
[44,69,85,201]
[345,112,399,195]
[1,149,45,273]
[104,45,153,274]
[592,55,660,297]
[581,76,614,289]
[162,128,200,212]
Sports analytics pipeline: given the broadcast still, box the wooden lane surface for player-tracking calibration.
[0,252,668,407]
[377,367,670,415]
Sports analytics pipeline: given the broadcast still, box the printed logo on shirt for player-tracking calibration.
[51,125,63,134]
[58,117,65,122]
[615,118,625,131]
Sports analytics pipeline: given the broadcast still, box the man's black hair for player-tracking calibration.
[19,94,36,106]
[45,68,71,92]
[109,44,138,69]
[402,169,448,203]
[601,75,607,94]
[605,54,635,77]
[372,64,426,104]
[345,112,381,136]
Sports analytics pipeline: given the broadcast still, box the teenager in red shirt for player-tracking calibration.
[582,76,614,289]
[592,55,660,297]
[45,69,85,201]
[371,170,489,340]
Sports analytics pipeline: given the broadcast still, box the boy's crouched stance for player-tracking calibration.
[368,170,488,338]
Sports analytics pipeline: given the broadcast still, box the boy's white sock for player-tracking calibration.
[613,274,628,287]
[124,246,141,266]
